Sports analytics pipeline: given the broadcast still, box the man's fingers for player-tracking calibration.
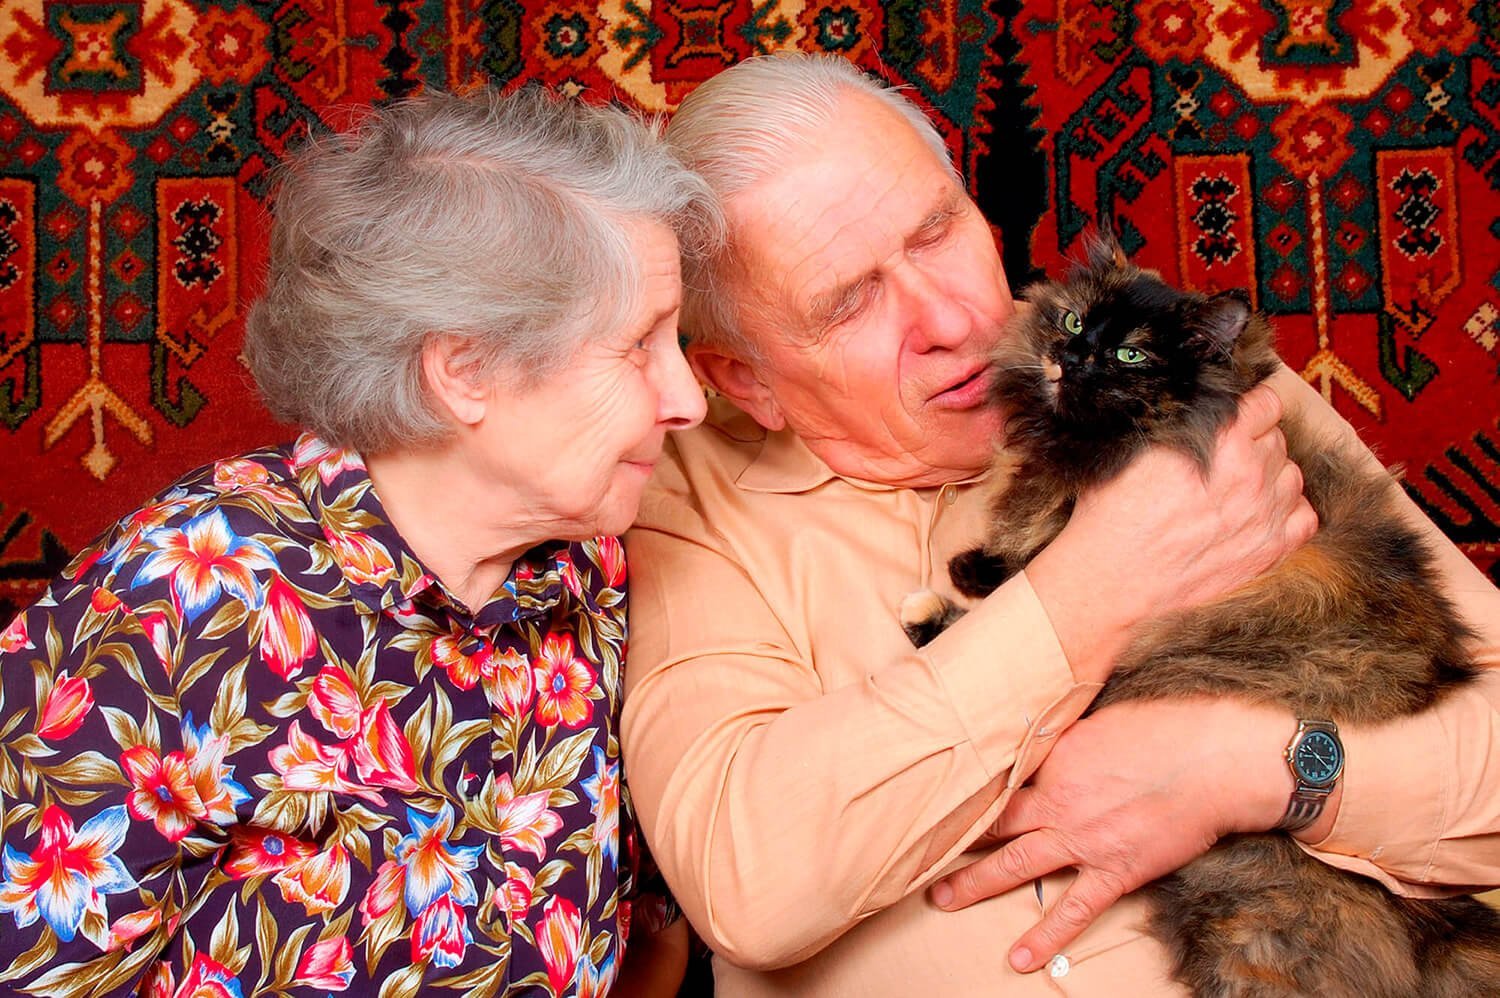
[1237,383,1284,435]
[1008,870,1127,974]
[931,830,1069,911]
[987,786,1040,841]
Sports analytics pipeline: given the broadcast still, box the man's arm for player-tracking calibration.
[621,387,1312,970]
[931,364,1500,971]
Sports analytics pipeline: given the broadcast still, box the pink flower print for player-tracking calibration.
[222,827,317,880]
[596,535,626,588]
[290,434,364,485]
[493,772,563,861]
[537,896,583,993]
[36,672,94,741]
[0,615,33,653]
[171,953,240,998]
[411,893,470,969]
[293,936,355,990]
[350,700,418,793]
[259,576,317,680]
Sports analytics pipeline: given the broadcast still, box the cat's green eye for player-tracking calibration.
[1115,346,1147,364]
[1062,311,1083,336]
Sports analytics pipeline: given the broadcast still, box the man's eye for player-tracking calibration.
[1115,346,1146,364]
[1063,311,1083,336]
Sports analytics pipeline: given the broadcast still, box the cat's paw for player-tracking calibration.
[949,548,1015,598]
[900,589,958,647]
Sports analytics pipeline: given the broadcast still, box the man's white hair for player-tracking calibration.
[664,53,959,361]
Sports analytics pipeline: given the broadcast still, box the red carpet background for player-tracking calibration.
[1,0,1498,623]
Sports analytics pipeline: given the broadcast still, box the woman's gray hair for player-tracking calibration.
[663,53,958,361]
[245,86,721,455]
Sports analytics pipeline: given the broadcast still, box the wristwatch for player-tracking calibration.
[1275,719,1344,832]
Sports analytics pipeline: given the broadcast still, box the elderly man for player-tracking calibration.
[622,54,1500,995]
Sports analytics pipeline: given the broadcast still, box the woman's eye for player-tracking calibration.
[1115,346,1146,364]
[1062,311,1083,336]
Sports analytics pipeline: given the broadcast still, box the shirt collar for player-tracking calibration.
[289,432,571,624]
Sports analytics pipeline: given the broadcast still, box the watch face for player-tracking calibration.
[1293,730,1343,786]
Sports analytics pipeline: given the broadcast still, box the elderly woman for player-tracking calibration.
[0,87,713,996]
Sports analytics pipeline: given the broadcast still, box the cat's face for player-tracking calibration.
[997,250,1252,437]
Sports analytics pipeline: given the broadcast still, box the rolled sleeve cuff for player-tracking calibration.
[925,570,1100,783]
[1302,706,1450,894]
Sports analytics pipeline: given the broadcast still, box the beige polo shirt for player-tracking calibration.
[622,366,1500,996]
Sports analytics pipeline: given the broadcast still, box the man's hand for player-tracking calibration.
[1027,384,1318,684]
[929,698,1298,973]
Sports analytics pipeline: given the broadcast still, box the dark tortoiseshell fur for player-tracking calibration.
[907,239,1500,997]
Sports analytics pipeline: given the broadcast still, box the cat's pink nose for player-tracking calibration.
[1043,361,1062,383]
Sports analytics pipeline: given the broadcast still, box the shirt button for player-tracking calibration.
[1048,954,1071,978]
[944,486,958,506]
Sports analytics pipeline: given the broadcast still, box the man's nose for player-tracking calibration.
[894,262,969,352]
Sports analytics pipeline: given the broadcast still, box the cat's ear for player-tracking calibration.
[1188,289,1254,355]
[1084,230,1130,272]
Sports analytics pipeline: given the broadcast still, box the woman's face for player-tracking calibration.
[477,220,706,539]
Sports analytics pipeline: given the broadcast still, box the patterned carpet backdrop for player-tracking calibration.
[1,0,1498,623]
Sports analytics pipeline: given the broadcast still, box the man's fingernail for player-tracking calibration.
[931,882,953,908]
[1010,946,1032,972]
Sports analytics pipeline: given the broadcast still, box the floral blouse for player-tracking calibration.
[0,434,651,998]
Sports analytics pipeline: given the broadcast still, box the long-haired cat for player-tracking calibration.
[903,237,1500,997]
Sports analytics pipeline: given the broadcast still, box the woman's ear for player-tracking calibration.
[687,343,785,431]
[421,334,490,427]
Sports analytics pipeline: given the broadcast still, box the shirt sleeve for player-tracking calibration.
[1269,365,1500,893]
[620,489,1094,971]
[0,566,210,992]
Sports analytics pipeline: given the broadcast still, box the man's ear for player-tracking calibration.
[687,343,785,431]
[421,334,490,427]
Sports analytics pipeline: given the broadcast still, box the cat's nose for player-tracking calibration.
[1043,360,1062,383]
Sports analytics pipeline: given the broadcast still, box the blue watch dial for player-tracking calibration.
[1293,730,1343,785]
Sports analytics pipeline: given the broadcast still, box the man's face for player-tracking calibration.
[726,93,1016,488]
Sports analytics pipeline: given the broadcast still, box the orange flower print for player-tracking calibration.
[308,666,362,739]
[139,612,175,675]
[36,672,94,741]
[533,631,597,729]
[430,629,489,691]
[130,510,277,623]
[490,647,534,718]
[122,746,207,842]
[274,844,350,916]
[106,907,161,951]
[325,530,396,587]
[260,576,318,680]
[538,896,583,993]
[293,936,354,991]
[270,721,356,795]
[358,859,404,923]
[557,552,583,597]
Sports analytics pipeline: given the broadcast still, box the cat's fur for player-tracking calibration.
[904,237,1500,997]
